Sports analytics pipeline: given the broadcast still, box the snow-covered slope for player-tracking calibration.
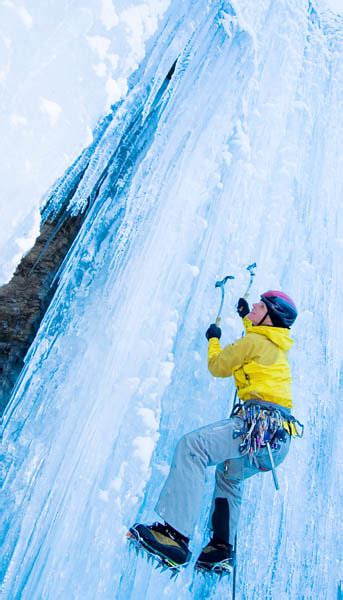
[1,1,342,598]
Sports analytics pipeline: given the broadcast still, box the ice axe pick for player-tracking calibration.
[243,262,257,300]
[215,275,235,326]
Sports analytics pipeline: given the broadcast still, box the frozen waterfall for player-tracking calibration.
[1,1,342,598]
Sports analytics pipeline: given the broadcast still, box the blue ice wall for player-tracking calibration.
[1,1,342,598]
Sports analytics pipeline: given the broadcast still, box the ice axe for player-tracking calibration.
[215,275,235,326]
[243,262,257,300]
[240,262,280,491]
[266,442,280,491]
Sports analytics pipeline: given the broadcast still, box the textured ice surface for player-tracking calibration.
[1,1,343,598]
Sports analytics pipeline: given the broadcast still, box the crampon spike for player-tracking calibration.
[126,528,182,577]
[195,561,232,578]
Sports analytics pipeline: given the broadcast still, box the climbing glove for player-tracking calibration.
[205,324,222,340]
[237,297,250,318]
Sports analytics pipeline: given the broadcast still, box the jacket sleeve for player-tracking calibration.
[208,335,255,377]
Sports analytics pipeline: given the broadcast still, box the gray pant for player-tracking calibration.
[155,417,290,545]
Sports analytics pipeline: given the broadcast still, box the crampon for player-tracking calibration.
[127,527,187,578]
[195,558,233,577]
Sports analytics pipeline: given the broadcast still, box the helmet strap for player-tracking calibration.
[257,303,271,326]
[257,313,268,326]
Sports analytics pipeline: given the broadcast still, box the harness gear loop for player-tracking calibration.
[231,401,303,467]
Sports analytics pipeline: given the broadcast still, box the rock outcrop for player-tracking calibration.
[0,211,85,414]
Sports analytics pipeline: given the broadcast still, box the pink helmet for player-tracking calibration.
[261,290,298,328]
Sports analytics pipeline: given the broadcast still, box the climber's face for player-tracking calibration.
[248,301,270,326]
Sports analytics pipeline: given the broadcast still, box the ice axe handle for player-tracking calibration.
[266,442,280,491]
[243,262,257,300]
[214,275,234,324]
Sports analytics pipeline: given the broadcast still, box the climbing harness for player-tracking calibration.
[233,402,285,458]
[231,401,304,468]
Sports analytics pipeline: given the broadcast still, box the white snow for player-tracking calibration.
[39,98,62,125]
[87,34,111,60]
[105,76,128,107]
[93,62,107,78]
[137,407,159,430]
[9,113,28,126]
[3,1,33,29]
[100,0,119,30]
[133,436,156,469]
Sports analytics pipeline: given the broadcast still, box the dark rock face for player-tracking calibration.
[0,212,84,414]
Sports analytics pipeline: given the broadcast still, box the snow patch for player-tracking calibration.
[125,377,141,393]
[1,34,11,48]
[87,35,111,60]
[227,119,251,160]
[39,98,62,125]
[137,407,159,430]
[193,351,201,363]
[160,360,174,382]
[100,0,119,30]
[16,5,33,29]
[220,12,238,38]
[110,461,128,492]
[4,1,33,28]
[222,149,233,166]
[120,1,170,70]
[105,76,128,106]
[93,62,107,78]
[107,54,119,70]
[155,462,170,477]
[85,126,93,145]
[120,4,159,40]
[99,489,109,502]
[133,436,155,470]
[10,114,27,127]
[188,264,200,278]
[111,477,122,492]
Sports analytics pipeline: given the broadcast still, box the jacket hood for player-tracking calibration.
[244,317,294,351]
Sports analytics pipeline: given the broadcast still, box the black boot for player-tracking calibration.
[195,536,236,571]
[128,522,191,568]
[195,497,236,572]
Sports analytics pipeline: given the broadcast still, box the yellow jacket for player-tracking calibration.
[208,317,294,409]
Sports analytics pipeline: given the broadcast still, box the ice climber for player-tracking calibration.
[128,290,301,573]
